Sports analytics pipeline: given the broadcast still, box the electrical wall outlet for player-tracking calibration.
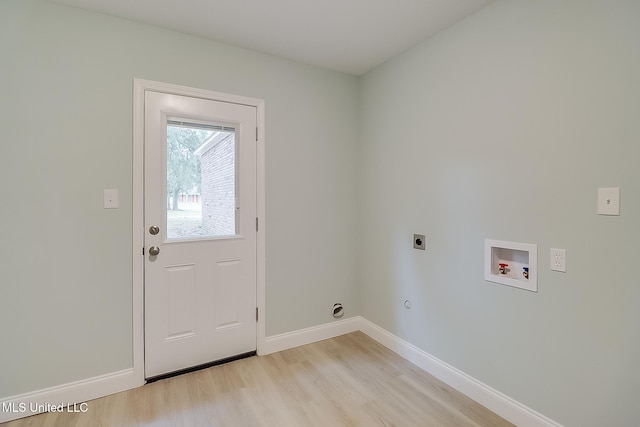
[550,248,566,272]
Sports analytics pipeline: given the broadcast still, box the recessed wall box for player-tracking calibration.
[484,239,537,292]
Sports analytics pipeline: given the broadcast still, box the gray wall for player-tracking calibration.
[358,1,640,426]
[0,0,359,397]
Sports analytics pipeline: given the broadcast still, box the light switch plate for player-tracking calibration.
[104,189,119,209]
[597,187,620,216]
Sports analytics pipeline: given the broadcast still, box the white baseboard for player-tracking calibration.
[358,317,563,427]
[0,318,359,423]
[261,316,361,355]
[263,316,561,426]
[2,317,562,426]
[0,368,140,423]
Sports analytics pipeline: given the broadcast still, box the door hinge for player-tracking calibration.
[256,307,259,322]
[256,126,258,141]
[256,217,259,232]
[142,247,145,255]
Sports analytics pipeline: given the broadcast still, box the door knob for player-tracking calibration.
[148,246,160,256]
[149,225,160,235]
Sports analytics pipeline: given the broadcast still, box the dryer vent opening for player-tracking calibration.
[332,303,344,318]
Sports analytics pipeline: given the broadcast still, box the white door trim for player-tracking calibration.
[132,78,266,385]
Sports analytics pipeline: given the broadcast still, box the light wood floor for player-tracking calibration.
[2,332,513,427]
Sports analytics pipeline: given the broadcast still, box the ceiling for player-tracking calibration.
[48,0,493,75]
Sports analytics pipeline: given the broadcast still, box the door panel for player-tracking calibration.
[166,264,196,338]
[144,90,257,379]
[214,259,242,328]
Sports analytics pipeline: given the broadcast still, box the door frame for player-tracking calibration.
[132,78,266,385]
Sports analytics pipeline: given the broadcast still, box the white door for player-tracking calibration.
[144,90,257,379]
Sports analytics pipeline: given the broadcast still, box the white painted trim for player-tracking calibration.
[132,78,267,375]
[255,98,266,356]
[262,317,361,355]
[0,369,137,423]
[264,316,561,425]
[358,317,563,427]
[2,315,562,426]
[132,79,146,388]
[133,78,263,109]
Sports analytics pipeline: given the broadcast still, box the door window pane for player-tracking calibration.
[166,120,236,239]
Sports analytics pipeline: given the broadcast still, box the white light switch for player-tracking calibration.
[104,189,119,209]
[597,188,620,216]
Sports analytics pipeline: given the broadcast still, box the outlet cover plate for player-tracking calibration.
[103,189,119,209]
[550,248,566,272]
[598,187,620,216]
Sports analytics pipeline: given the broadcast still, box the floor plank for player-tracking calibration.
[2,332,514,426]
